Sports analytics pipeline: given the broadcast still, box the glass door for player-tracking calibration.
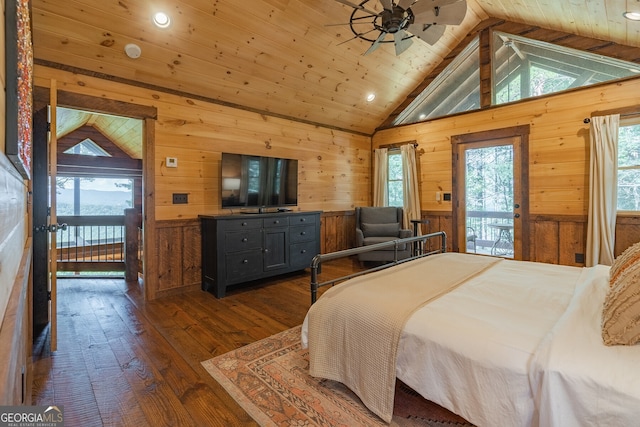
[452,127,529,260]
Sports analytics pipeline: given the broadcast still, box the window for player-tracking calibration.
[618,121,640,211]
[387,151,403,207]
[393,32,640,125]
[493,32,640,105]
[394,37,480,125]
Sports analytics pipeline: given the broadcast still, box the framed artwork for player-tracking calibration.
[5,0,33,179]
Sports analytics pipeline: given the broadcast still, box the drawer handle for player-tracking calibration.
[242,222,247,226]
[300,218,306,222]
[301,249,307,254]
[300,231,306,236]
[264,249,269,253]
[243,259,248,264]
[242,238,248,242]
[274,220,280,224]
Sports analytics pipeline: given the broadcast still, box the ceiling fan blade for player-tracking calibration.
[411,23,446,45]
[334,0,379,16]
[396,0,414,10]
[394,30,413,55]
[412,1,467,26]
[411,0,461,11]
[364,30,387,55]
[379,0,394,11]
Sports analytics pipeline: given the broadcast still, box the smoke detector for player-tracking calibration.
[124,43,141,59]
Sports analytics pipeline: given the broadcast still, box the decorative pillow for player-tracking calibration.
[602,250,640,346]
[609,241,640,287]
[361,222,400,238]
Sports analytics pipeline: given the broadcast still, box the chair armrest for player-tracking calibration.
[356,229,364,246]
[399,229,412,239]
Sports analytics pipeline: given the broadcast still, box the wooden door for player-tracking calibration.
[452,126,530,260]
[32,84,60,350]
[32,107,49,338]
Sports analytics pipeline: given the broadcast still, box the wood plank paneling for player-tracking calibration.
[34,65,372,222]
[0,151,30,406]
[375,77,640,217]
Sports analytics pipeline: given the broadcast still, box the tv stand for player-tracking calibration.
[200,211,321,298]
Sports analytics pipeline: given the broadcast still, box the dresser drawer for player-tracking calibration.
[290,241,318,269]
[264,216,289,228]
[223,218,263,231]
[290,224,316,243]
[225,250,263,282]
[225,231,262,252]
[291,214,316,225]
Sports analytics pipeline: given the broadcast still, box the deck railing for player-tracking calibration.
[465,210,514,254]
[56,209,141,278]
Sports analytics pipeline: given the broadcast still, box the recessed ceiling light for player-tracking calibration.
[623,11,640,21]
[419,114,427,120]
[153,12,171,28]
[366,93,376,102]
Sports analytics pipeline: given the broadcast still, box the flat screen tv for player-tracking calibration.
[220,153,298,210]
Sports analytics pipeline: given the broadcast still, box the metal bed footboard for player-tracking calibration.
[310,231,447,304]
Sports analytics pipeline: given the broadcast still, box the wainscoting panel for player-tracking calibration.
[149,212,640,299]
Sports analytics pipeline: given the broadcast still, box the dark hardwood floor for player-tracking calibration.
[32,258,362,426]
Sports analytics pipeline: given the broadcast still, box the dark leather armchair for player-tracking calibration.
[355,207,412,262]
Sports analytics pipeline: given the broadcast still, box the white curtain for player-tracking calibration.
[586,114,619,266]
[373,148,388,206]
[401,144,421,235]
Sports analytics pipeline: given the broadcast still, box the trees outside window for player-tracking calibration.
[387,152,403,207]
[618,123,640,211]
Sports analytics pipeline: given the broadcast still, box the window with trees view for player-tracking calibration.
[393,32,640,125]
[387,151,403,207]
[618,122,640,211]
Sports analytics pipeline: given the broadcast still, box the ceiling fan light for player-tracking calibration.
[153,12,171,28]
[623,11,640,21]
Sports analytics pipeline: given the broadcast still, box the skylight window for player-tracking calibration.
[63,138,111,157]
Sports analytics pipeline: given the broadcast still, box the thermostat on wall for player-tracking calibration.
[166,157,178,168]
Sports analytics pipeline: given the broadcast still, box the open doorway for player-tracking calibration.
[32,86,157,350]
[54,107,143,278]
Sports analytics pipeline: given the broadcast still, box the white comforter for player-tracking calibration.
[302,257,640,426]
[530,265,640,427]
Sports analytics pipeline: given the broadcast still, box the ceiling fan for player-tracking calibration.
[333,0,467,55]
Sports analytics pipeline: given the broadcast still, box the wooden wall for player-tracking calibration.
[33,65,371,297]
[0,10,32,404]
[373,77,640,264]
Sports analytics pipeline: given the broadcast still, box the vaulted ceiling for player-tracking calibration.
[31,0,640,136]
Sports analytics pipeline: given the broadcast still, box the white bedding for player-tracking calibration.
[302,256,638,426]
[530,265,640,427]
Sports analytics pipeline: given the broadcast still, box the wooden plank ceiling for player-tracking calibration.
[32,0,640,136]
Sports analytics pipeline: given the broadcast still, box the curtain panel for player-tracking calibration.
[401,144,421,234]
[586,114,619,266]
[373,148,388,207]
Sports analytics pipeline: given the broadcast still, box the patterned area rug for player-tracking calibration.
[202,326,474,426]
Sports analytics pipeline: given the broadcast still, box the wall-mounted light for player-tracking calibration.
[153,12,171,28]
[623,11,640,21]
[366,93,376,102]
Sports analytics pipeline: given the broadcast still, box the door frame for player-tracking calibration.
[451,125,530,260]
[32,87,158,305]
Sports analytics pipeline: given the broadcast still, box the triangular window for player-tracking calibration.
[394,36,480,125]
[63,138,111,157]
[394,32,640,125]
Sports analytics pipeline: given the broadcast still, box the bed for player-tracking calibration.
[301,235,640,427]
